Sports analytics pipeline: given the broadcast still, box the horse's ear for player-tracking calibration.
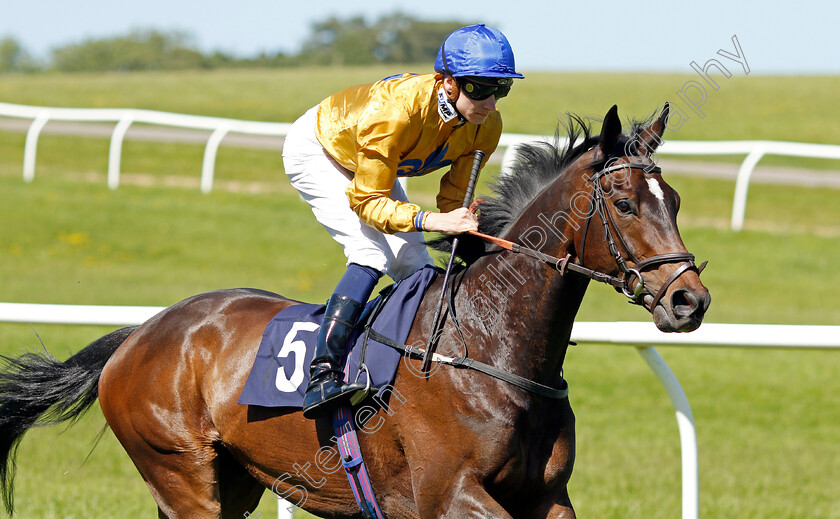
[638,102,669,155]
[599,105,622,156]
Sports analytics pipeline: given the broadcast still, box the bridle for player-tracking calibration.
[470,154,707,309]
[370,152,707,402]
[582,156,707,307]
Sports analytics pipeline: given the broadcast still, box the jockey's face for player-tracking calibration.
[443,76,498,125]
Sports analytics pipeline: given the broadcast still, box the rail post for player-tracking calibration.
[23,111,50,183]
[201,123,231,194]
[730,144,767,232]
[108,113,135,190]
[636,346,698,519]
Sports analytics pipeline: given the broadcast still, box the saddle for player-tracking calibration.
[238,266,439,409]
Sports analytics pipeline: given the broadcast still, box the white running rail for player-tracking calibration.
[3,102,840,231]
[499,134,840,232]
[1,301,838,519]
[0,102,291,193]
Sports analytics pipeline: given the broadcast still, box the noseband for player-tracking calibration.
[470,156,707,309]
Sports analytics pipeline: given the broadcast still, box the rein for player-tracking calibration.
[367,328,568,399]
[468,229,628,289]
[359,157,705,403]
[470,159,707,307]
[355,272,569,400]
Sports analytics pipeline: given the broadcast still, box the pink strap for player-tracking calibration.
[333,405,385,519]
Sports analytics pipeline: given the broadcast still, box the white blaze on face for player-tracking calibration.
[646,177,665,202]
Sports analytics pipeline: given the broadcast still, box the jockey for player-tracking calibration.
[283,24,523,419]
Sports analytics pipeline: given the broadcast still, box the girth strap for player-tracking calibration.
[367,329,569,400]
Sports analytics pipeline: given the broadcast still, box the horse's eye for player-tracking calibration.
[615,199,634,214]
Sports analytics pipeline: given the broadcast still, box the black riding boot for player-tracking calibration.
[302,294,368,419]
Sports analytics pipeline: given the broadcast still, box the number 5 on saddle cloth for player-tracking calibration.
[238,265,439,411]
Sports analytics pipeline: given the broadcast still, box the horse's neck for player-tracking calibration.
[462,182,587,387]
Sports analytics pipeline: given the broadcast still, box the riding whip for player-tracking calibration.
[421,149,485,374]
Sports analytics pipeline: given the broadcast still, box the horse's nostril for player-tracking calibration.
[700,291,712,312]
[671,289,699,317]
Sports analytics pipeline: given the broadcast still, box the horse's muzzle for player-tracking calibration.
[650,285,711,332]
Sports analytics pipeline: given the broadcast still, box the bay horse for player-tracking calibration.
[0,104,709,518]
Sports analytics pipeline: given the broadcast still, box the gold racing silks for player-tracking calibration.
[315,73,501,234]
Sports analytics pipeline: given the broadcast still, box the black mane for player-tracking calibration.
[428,112,657,265]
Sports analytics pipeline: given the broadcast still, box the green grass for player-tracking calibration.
[4,68,840,174]
[0,68,838,518]
[2,68,840,142]
[4,68,840,176]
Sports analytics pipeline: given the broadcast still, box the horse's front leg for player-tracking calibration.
[543,487,576,518]
[415,473,512,519]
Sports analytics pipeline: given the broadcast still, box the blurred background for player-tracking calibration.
[0,1,837,518]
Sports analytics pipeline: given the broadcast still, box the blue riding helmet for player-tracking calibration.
[434,24,524,79]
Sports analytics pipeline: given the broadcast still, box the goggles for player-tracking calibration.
[457,76,513,101]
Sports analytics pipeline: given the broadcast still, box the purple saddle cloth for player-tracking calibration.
[238,266,438,408]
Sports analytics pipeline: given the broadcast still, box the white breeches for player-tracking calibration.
[282,106,433,282]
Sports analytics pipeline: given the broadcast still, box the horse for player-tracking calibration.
[0,104,709,518]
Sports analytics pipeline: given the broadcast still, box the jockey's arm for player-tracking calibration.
[346,107,497,236]
[346,163,478,235]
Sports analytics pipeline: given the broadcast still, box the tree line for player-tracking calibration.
[0,14,466,74]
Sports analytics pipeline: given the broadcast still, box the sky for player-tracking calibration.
[1,0,837,74]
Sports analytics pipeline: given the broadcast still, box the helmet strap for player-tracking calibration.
[437,85,465,125]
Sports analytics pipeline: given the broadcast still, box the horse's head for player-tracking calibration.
[431,104,710,332]
[567,104,711,331]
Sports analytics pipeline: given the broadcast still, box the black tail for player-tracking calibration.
[0,325,137,515]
